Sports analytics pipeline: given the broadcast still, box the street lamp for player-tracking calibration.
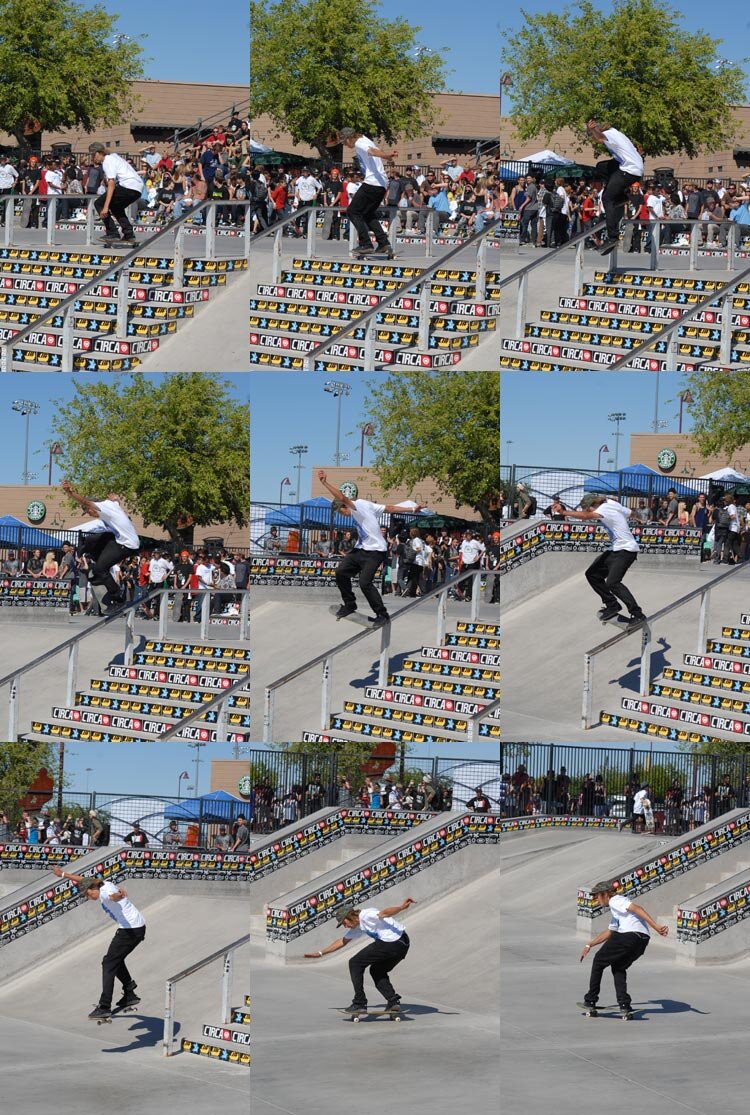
[358,422,374,466]
[323,380,352,466]
[608,412,627,472]
[177,771,189,801]
[289,445,308,502]
[597,443,609,472]
[11,399,40,485]
[678,390,693,433]
[279,476,291,505]
[48,441,63,486]
[188,742,205,797]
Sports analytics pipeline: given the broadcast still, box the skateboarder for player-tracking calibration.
[329,128,398,259]
[52,867,146,1019]
[584,120,644,254]
[580,882,668,1015]
[304,898,416,1014]
[62,481,140,612]
[317,470,423,627]
[88,142,144,247]
[551,494,646,626]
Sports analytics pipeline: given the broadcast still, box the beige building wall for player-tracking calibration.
[498,105,750,182]
[310,466,481,518]
[0,484,248,548]
[210,760,253,797]
[629,434,750,479]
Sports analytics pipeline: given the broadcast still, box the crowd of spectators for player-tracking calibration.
[1,543,250,619]
[0,806,110,846]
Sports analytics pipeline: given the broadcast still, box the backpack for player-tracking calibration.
[402,539,418,564]
[249,179,268,203]
[552,192,565,212]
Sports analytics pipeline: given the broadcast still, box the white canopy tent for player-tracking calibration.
[522,149,576,166]
[698,467,750,482]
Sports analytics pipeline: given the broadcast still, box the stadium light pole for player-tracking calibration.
[608,412,627,472]
[323,381,352,466]
[11,399,40,484]
[289,445,308,502]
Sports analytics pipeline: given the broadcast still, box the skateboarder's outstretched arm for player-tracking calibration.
[303,936,352,959]
[60,479,100,519]
[552,504,600,522]
[377,897,416,919]
[580,927,613,961]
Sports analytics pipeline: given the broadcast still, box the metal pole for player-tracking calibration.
[334,392,342,466]
[200,591,210,641]
[363,321,375,370]
[649,221,659,270]
[306,207,317,257]
[418,279,430,351]
[116,265,129,338]
[321,656,332,731]
[436,584,447,646]
[263,687,274,743]
[5,195,14,248]
[726,221,735,272]
[697,588,710,653]
[173,223,185,288]
[46,198,56,247]
[158,588,168,639]
[206,202,217,261]
[163,980,174,1056]
[638,623,652,697]
[515,273,528,338]
[574,238,584,294]
[221,951,233,1025]
[377,622,390,687]
[426,211,435,258]
[66,643,79,707]
[86,197,96,247]
[8,674,19,740]
[720,293,733,365]
[124,606,135,665]
[240,590,250,642]
[22,410,30,485]
[388,213,398,251]
[243,205,252,261]
[689,221,699,272]
[470,571,481,622]
[582,653,593,729]
[475,235,487,300]
[60,305,75,374]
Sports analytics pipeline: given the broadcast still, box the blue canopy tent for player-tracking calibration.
[584,465,698,499]
[164,789,248,823]
[264,497,354,531]
[0,515,69,550]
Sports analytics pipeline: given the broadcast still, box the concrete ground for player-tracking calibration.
[0,610,250,736]
[250,583,499,740]
[251,864,500,1114]
[0,888,252,1113]
[501,556,748,741]
[501,826,750,1114]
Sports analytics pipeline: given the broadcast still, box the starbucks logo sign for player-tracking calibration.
[339,481,359,500]
[656,448,677,472]
[26,500,46,523]
[238,775,253,797]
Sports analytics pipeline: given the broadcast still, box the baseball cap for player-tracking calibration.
[335,905,358,925]
[88,142,106,154]
[338,127,357,140]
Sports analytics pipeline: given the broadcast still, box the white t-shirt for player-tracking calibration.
[0,164,18,190]
[354,136,387,189]
[45,169,63,196]
[646,193,665,219]
[92,499,140,549]
[608,893,649,936]
[460,539,486,566]
[343,907,405,942]
[195,561,214,589]
[149,557,173,584]
[632,788,649,815]
[346,181,361,201]
[296,174,321,202]
[726,503,739,534]
[350,499,387,551]
[594,500,639,552]
[101,152,145,193]
[602,128,644,177]
[99,880,146,929]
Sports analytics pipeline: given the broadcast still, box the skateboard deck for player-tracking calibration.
[91,1004,139,1026]
[328,605,379,629]
[643,802,655,832]
[336,1006,405,1023]
[600,614,649,631]
[576,1001,638,1020]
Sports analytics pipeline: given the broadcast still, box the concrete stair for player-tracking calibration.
[500,269,750,371]
[0,247,246,370]
[248,257,501,370]
[22,638,251,744]
[600,612,750,745]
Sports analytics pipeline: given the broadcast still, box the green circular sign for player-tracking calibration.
[26,500,46,523]
[238,775,253,797]
[656,448,677,472]
[339,481,359,500]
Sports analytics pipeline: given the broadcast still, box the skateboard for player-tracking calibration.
[91,1004,139,1026]
[599,613,648,631]
[328,604,384,629]
[337,1006,405,1023]
[577,1001,638,1021]
[643,800,655,833]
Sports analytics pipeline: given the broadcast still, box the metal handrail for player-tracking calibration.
[263,567,500,742]
[302,214,505,366]
[163,932,250,1057]
[581,562,749,729]
[2,585,249,740]
[0,196,251,372]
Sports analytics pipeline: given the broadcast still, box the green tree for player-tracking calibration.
[273,741,400,790]
[0,742,57,820]
[684,373,750,457]
[364,372,500,527]
[0,0,144,150]
[501,0,746,157]
[249,0,447,158]
[52,375,249,544]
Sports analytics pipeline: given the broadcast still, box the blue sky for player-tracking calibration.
[62,740,501,796]
[501,372,694,470]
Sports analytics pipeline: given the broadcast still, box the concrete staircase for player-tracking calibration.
[302,621,500,744]
[600,612,750,746]
[23,639,252,743]
[181,993,251,1067]
[500,268,750,370]
[0,246,247,370]
[248,256,501,370]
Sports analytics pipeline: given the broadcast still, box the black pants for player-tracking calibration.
[100,926,146,1009]
[78,532,137,601]
[95,185,142,239]
[597,158,640,240]
[520,208,538,244]
[585,550,641,614]
[585,931,649,1010]
[336,548,387,617]
[349,931,409,1006]
[347,183,388,250]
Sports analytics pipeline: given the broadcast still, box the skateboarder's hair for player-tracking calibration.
[81,877,105,893]
[581,494,606,510]
[590,882,613,897]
